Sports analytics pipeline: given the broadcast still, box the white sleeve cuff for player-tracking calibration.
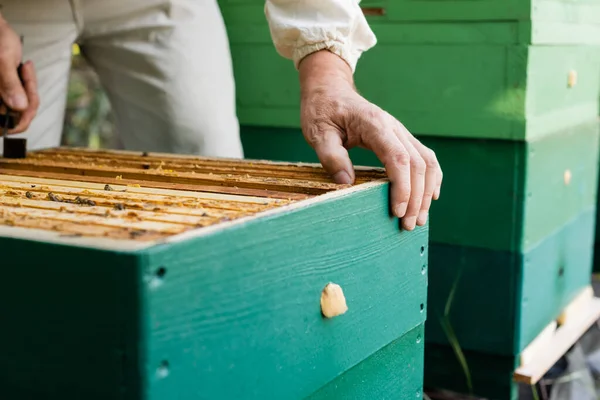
[265,0,377,73]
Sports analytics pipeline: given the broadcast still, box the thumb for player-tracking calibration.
[0,58,27,111]
[307,128,355,184]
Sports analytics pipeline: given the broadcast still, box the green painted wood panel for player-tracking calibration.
[0,184,428,399]
[240,121,600,254]
[239,126,596,356]
[593,120,600,274]
[518,210,596,350]
[368,0,600,24]
[226,28,600,140]
[221,5,600,46]
[523,122,600,251]
[143,184,427,399]
[219,0,600,25]
[306,324,425,400]
[426,208,595,356]
[0,239,144,399]
[425,344,519,400]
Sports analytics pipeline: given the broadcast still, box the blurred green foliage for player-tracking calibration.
[62,53,116,149]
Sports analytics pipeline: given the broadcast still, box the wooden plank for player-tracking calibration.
[557,285,594,326]
[144,183,428,399]
[39,146,386,173]
[0,179,285,213]
[0,174,287,204]
[32,148,385,183]
[306,324,425,400]
[513,297,600,384]
[219,0,530,23]
[0,158,347,195]
[0,206,187,234]
[0,171,295,241]
[226,21,520,46]
[0,169,312,200]
[519,321,557,366]
[0,196,233,226]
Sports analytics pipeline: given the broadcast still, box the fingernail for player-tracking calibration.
[394,202,408,218]
[403,216,417,231]
[417,211,428,225]
[333,171,352,184]
[9,94,27,110]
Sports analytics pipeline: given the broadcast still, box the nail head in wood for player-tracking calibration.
[564,169,572,185]
[567,70,577,88]
[320,282,348,318]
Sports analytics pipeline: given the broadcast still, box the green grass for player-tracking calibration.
[439,268,474,394]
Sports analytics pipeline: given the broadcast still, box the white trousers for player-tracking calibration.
[1,0,244,158]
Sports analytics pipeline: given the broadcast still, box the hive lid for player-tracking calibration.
[0,147,387,250]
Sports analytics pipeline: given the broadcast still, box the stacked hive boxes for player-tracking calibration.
[219,0,600,398]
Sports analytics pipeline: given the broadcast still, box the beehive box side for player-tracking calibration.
[230,41,528,140]
[522,121,600,252]
[525,45,600,141]
[218,0,529,23]
[139,183,429,400]
[517,208,596,352]
[0,236,146,400]
[372,0,600,23]
[425,206,596,356]
[425,243,521,355]
[424,343,520,400]
[306,324,425,400]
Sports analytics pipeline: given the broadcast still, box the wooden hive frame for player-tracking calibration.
[0,147,388,249]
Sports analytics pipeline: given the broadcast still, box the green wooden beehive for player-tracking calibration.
[238,115,600,400]
[0,148,428,400]
[225,20,600,141]
[240,122,600,351]
[218,2,600,398]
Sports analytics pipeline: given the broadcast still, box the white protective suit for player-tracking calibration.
[0,0,376,156]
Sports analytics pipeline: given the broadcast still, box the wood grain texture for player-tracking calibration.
[0,158,345,195]
[220,0,600,24]
[306,324,425,400]
[0,175,289,241]
[32,148,384,183]
[142,183,428,400]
